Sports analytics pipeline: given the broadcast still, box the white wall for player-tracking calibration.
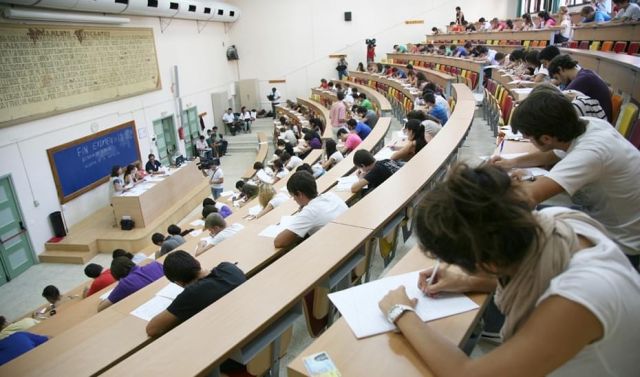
[0,16,237,254]
[226,0,516,110]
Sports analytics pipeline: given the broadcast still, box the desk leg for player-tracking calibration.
[208,367,221,377]
[269,336,282,377]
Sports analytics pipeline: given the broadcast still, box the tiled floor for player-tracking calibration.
[0,109,499,371]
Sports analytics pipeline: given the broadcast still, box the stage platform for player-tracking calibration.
[40,169,210,264]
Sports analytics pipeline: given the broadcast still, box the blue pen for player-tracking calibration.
[499,139,505,155]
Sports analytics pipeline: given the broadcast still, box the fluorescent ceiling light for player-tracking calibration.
[3,7,130,24]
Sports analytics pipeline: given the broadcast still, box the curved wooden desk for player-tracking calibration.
[426,27,562,45]
[572,21,640,43]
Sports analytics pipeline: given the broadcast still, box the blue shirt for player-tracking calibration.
[0,332,48,366]
[429,104,449,125]
[454,47,469,57]
[354,122,372,140]
[583,9,611,22]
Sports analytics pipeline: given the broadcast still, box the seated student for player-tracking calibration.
[276,138,295,156]
[358,93,373,111]
[0,316,38,340]
[133,161,147,181]
[524,50,548,83]
[123,164,139,187]
[280,151,303,171]
[504,48,526,72]
[423,83,451,116]
[548,55,613,122]
[490,17,507,31]
[253,161,275,185]
[519,13,537,30]
[379,163,640,377]
[393,44,408,53]
[580,4,612,22]
[203,197,232,218]
[274,172,348,248]
[320,78,329,89]
[222,108,238,136]
[490,85,640,266]
[346,118,371,141]
[112,248,133,260]
[83,263,116,298]
[235,180,258,201]
[145,154,163,174]
[272,159,290,184]
[453,42,473,58]
[145,251,246,375]
[110,166,125,194]
[351,150,401,194]
[208,127,228,157]
[537,10,557,28]
[406,110,442,142]
[252,184,290,219]
[195,135,211,158]
[423,92,449,125]
[356,106,379,128]
[300,132,322,159]
[201,204,218,220]
[98,258,164,311]
[195,214,244,256]
[391,120,427,162]
[0,331,48,366]
[537,45,560,72]
[564,89,607,120]
[431,26,443,35]
[296,163,324,178]
[613,0,640,21]
[152,227,186,259]
[337,128,362,154]
[322,139,344,171]
[391,67,407,79]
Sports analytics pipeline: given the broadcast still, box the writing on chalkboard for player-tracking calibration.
[47,121,141,203]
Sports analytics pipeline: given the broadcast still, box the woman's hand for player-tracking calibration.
[378,286,417,315]
[417,266,469,297]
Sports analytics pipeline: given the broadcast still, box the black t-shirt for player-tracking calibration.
[364,159,401,191]
[145,160,161,173]
[166,262,246,322]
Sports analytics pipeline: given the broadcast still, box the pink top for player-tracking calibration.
[543,18,556,28]
[330,101,347,128]
[345,133,362,152]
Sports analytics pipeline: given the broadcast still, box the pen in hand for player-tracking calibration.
[427,260,440,286]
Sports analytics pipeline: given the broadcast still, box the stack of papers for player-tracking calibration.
[258,216,296,238]
[190,219,205,227]
[329,271,479,338]
[335,176,359,192]
[130,283,184,321]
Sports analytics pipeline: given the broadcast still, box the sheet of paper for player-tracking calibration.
[190,219,205,227]
[375,147,394,160]
[100,288,114,301]
[156,282,184,300]
[248,205,262,217]
[130,295,173,322]
[523,167,549,177]
[220,191,234,197]
[328,270,479,339]
[132,253,147,264]
[480,152,528,161]
[259,224,285,238]
[189,229,203,237]
[511,87,534,95]
[508,80,534,85]
[335,175,359,192]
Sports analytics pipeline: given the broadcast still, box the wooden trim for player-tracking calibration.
[268,79,286,83]
[404,20,424,25]
[46,121,141,204]
[328,54,347,58]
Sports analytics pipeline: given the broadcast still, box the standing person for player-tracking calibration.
[491,84,640,265]
[83,263,116,298]
[336,57,349,80]
[274,172,348,248]
[547,55,613,122]
[268,87,281,119]
[366,42,376,63]
[209,160,224,199]
[556,6,573,43]
[455,6,465,25]
[378,163,640,377]
[98,258,164,311]
[329,92,348,131]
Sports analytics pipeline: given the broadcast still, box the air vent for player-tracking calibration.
[229,10,234,17]
[170,2,179,10]
[204,7,211,14]
[115,0,128,4]
[188,5,196,12]
[217,9,223,15]
[147,0,157,7]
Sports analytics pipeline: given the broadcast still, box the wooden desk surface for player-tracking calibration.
[426,27,561,43]
[287,246,488,377]
[333,85,475,231]
[385,62,455,91]
[572,21,640,42]
[331,79,393,113]
[297,97,333,140]
[102,224,374,377]
[387,53,487,74]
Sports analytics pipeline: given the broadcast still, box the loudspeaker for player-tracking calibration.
[344,11,352,21]
[49,211,67,237]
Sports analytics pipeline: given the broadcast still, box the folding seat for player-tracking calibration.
[628,42,639,55]
[590,41,601,51]
[613,41,627,53]
[616,103,639,138]
[601,41,613,52]
[578,40,590,49]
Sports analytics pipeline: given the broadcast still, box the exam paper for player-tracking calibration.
[523,167,549,177]
[335,176,359,192]
[100,288,114,301]
[189,229,203,237]
[248,205,263,217]
[375,147,394,161]
[156,283,184,300]
[259,224,284,238]
[130,295,173,322]
[190,219,205,227]
[220,191,234,197]
[328,270,479,339]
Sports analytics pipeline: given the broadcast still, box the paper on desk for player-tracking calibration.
[328,270,479,339]
[484,64,503,69]
[100,288,114,301]
[508,80,534,85]
[156,282,184,300]
[480,152,528,161]
[132,252,148,264]
[130,295,173,322]
[259,224,284,238]
[190,219,205,227]
[248,205,263,217]
[523,167,549,177]
[375,147,394,161]
[335,176,359,192]
[190,229,203,237]
[220,191,234,198]
[511,87,534,95]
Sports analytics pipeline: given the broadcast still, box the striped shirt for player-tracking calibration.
[572,96,607,121]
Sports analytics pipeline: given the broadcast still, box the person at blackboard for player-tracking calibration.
[145,154,163,174]
[123,164,139,188]
[111,166,125,195]
[209,160,224,199]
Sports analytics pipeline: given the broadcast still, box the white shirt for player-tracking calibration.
[329,150,344,164]
[209,223,245,246]
[537,207,640,377]
[615,3,640,20]
[548,117,640,255]
[283,129,297,146]
[560,15,572,39]
[286,192,348,237]
[422,120,442,138]
[269,192,289,208]
[250,111,257,120]
[222,113,235,124]
[242,111,251,120]
[435,95,451,116]
[210,168,224,189]
[286,155,303,170]
[269,90,281,104]
[275,168,289,180]
[255,168,275,184]
[195,139,209,151]
[344,93,355,105]
[534,64,549,77]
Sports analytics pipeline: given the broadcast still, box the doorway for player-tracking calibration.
[181,107,200,159]
[0,176,37,285]
[152,115,178,166]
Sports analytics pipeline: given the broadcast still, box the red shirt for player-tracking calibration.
[86,269,116,297]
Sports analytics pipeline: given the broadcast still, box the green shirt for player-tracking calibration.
[361,99,373,111]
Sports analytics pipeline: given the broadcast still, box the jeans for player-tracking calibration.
[338,69,348,80]
[211,187,223,199]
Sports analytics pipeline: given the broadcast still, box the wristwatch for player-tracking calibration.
[386,304,416,324]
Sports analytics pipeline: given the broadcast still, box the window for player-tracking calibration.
[147,0,157,7]
[188,4,196,12]
[169,2,179,10]
[520,0,553,15]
